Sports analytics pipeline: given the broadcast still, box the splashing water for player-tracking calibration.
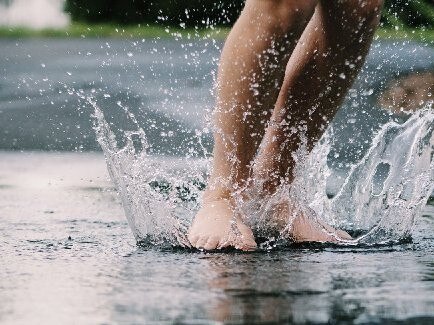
[321,107,434,245]
[91,93,433,247]
[90,98,209,247]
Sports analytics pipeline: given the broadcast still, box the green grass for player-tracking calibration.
[0,22,433,45]
[375,27,434,45]
[0,22,230,39]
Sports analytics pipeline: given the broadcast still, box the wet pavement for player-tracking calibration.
[1,38,434,324]
[0,151,433,324]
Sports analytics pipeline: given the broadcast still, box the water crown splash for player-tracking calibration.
[90,89,433,248]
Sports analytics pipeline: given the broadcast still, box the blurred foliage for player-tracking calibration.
[382,0,434,28]
[2,1,434,43]
[0,23,432,46]
[63,0,434,29]
[64,0,244,27]
[0,22,230,39]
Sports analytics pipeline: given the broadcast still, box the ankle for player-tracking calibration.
[202,188,232,204]
[202,175,250,203]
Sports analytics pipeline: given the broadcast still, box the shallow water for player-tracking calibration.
[1,152,434,324]
[1,38,434,323]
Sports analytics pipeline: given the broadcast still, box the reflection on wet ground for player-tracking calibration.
[1,37,434,324]
[1,152,433,324]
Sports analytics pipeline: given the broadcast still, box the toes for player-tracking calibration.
[188,234,200,247]
[217,235,257,251]
[195,237,208,249]
[217,236,233,250]
[203,236,220,250]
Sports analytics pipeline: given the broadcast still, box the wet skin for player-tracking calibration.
[188,0,383,250]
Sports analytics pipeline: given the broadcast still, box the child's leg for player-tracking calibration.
[188,0,318,250]
[254,0,383,193]
[253,0,383,241]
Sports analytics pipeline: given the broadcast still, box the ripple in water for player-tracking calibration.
[90,95,433,248]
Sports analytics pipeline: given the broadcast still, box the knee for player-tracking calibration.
[344,0,384,32]
[245,0,318,33]
[274,0,318,20]
[274,0,319,32]
[358,0,383,28]
[324,0,383,46]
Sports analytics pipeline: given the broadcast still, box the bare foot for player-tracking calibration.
[270,201,352,243]
[188,198,257,251]
[290,213,353,243]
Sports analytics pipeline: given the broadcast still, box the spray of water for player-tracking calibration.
[88,97,208,247]
[89,84,433,248]
[317,107,434,245]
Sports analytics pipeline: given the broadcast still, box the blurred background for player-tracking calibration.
[1,2,434,324]
[0,0,433,30]
[0,0,433,154]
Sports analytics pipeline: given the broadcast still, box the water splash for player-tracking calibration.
[320,107,434,245]
[91,94,433,247]
[90,98,208,247]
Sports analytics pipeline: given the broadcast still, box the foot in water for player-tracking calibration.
[188,198,257,251]
[269,200,352,243]
[188,196,351,251]
[290,214,353,243]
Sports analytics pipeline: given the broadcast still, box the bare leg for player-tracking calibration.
[188,0,318,250]
[254,0,383,241]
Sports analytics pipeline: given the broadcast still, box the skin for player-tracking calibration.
[188,0,384,251]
